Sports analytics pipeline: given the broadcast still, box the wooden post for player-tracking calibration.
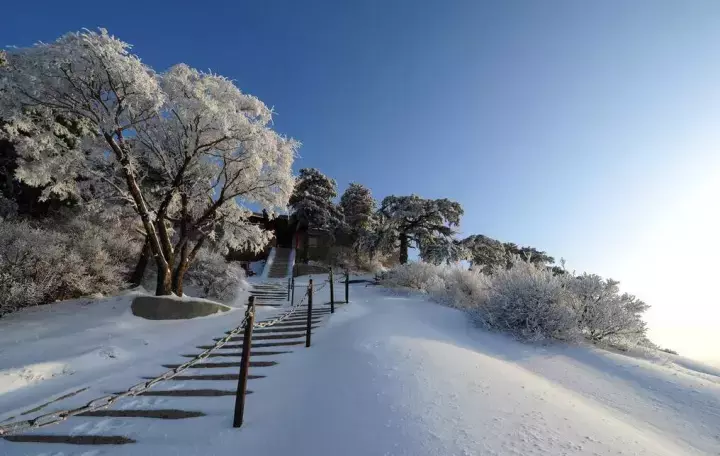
[345,270,349,303]
[233,296,255,428]
[306,279,313,348]
[329,268,335,313]
[290,276,295,306]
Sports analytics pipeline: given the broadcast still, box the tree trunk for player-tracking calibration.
[103,132,172,295]
[399,232,409,264]
[156,264,173,296]
[172,261,189,296]
[129,236,151,286]
[172,236,206,296]
[172,239,191,296]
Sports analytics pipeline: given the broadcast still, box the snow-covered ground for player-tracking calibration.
[0,287,267,423]
[2,280,720,455]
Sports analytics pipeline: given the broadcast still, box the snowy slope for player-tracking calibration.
[0,288,266,423]
[2,281,720,455]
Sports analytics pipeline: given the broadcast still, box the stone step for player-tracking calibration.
[180,347,292,358]
[198,341,304,350]
[130,389,248,397]
[78,409,205,419]
[162,361,277,369]
[145,374,265,381]
[3,435,136,445]
[253,326,318,334]
[182,351,290,358]
[217,333,306,342]
[267,320,323,327]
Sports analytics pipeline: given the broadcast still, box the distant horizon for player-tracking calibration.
[3,0,719,362]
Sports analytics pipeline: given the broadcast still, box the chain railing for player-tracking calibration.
[0,284,316,437]
[0,277,339,436]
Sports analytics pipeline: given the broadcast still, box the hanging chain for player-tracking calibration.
[0,280,324,437]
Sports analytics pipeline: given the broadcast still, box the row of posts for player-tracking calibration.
[233,269,350,428]
[286,268,349,309]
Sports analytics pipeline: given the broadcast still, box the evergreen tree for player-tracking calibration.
[462,234,506,272]
[340,183,375,229]
[378,195,463,264]
[289,168,342,232]
[339,182,376,249]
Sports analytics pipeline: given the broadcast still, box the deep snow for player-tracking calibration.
[2,280,720,455]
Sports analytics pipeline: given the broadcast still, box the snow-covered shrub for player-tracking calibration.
[0,217,137,316]
[381,262,443,291]
[431,267,490,310]
[476,260,578,340]
[566,273,649,343]
[381,262,489,310]
[185,248,247,301]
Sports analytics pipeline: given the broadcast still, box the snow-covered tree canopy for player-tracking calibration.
[378,195,463,264]
[289,168,342,232]
[419,235,467,265]
[340,183,375,229]
[462,234,506,272]
[504,243,555,267]
[0,29,298,295]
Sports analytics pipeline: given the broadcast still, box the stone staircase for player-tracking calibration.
[267,247,292,278]
[1,282,331,448]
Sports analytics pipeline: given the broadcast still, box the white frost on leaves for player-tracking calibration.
[0,29,298,268]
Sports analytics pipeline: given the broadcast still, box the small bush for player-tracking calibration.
[185,248,247,301]
[0,215,139,317]
[381,262,444,291]
[566,273,650,342]
[478,260,578,340]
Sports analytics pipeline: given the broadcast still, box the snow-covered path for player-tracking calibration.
[3,283,720,455]
[226,285,720,456]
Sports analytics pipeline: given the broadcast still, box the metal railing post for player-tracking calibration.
[233,296,255,428]
[329,268,335,313]
[306,279,313,348]
[290,276,295,306]
[345,270,349,303]
[287,277,291,301]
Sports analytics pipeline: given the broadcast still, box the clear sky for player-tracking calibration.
[3,1,719,361]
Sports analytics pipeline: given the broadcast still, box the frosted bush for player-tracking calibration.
[381,262,489,310]
[185,248,247,301]
[0,217,136,317]
[566,273,649,342]
[380,257,651,345]
[432,267,490,310]
[381,262,443,291]
[477,260,578,340]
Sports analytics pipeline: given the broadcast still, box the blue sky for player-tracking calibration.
[3,1,720,360]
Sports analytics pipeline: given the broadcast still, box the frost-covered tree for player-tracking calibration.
[462,234,506,272]
[503,243,554,268]
[340,183,375,229]
[134,64,296,294]
[567,274,650,342]
[378,195,463,264]
[419,236,466,265]
[0,29,297,296]
[339,182,377,250]
[289,168,342,233]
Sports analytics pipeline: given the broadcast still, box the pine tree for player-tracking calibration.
[289,168,342,232]
[340,183,375,229]
[378,195,463,264]
[462,234,506,272]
